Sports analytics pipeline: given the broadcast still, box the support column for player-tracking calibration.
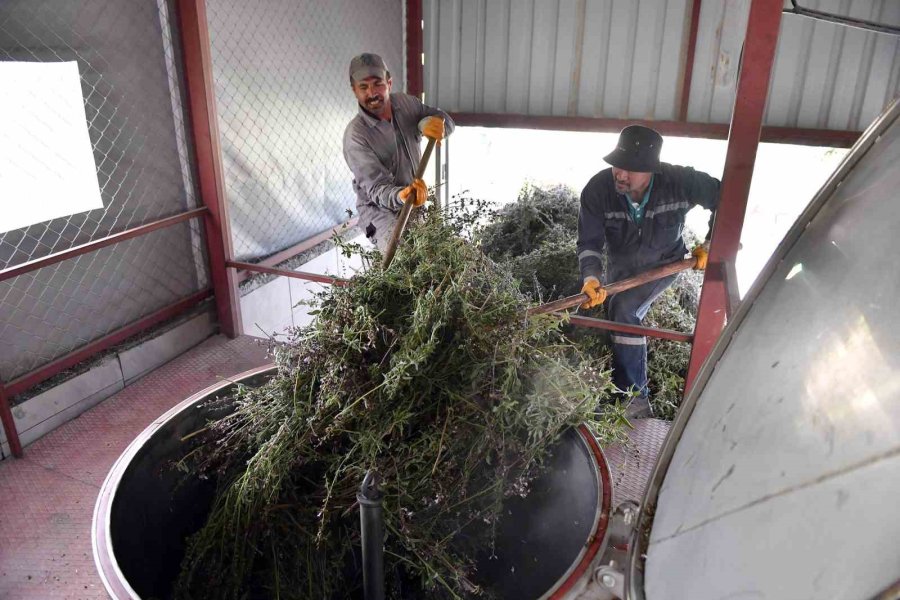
[406,0,424,99]
[176,0,242,338]
[0,384,23,458]
[685,0,783,393]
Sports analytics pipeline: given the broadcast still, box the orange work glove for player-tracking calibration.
[420,116,445,144]
[691,242,710,270]
[580,276,608,309]
[398,178,427,207]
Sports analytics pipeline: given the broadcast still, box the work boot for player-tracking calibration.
[625,396,653,419]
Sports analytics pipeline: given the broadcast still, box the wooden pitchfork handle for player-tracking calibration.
[381,137,438,269]
[526,257,698,316]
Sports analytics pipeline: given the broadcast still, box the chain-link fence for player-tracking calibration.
[204,0,402,261]
[0,0,208,383]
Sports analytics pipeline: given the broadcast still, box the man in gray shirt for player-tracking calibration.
[342,53,454,250]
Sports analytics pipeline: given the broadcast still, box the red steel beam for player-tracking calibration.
[685,0,784,393]
[0,384,23,458]
[5,289,212,398]
[449,112,860,148]
[679,0,703,121]
[0,208,208,283]
[176,0,242,338]
[406,0,424,98]
[234,217,359,284]
[228,261,349,287]
[568,315,693,343]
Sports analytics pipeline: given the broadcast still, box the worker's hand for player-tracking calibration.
[398,178,427,207]
[691,242,710,270]
[580,276,607,309]
[420,116,445,145]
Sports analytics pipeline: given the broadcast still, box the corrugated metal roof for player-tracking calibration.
[423,0,900,133]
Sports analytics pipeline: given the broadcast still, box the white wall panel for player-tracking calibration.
[424,0,900,133]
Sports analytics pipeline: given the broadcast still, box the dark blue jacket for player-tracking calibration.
[577,163,720,282]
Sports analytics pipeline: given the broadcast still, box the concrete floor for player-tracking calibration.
[0,332,667,599]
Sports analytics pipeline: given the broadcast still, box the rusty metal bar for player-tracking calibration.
[5,289,212,398]
[176,0,242,338]
[233,218,358,284]
[527,258,697,316]
[685,0,784,393]
[0,208,208,283]
[227,261,348,287]
[0,384,23,458]
[567,315,693,343]
[449,113,860,148]
[679,0,703,121]
[406,0,424,98]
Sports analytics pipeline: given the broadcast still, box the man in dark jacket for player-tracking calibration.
[577,125,719,417]
[342,53,454,250]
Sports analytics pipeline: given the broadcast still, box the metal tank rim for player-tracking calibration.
[624,95,900,600]
[92,364,614,600]
[91,364,276,600]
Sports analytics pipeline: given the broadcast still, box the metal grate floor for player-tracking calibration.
[604,418,672,508]
[0,335,670,599]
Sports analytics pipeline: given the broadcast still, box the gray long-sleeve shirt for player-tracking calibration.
[342,93,454,245]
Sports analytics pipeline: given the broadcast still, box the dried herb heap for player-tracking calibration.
[175,210,624,600]
[476,184,701,419]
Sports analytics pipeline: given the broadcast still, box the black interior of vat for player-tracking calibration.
[109,372,600,599]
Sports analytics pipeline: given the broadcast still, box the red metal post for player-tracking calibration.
[685,0,784,393]
[0,384,23,458]
[176,0,242,338]
[406,0,424,98]
[679,0,703,121]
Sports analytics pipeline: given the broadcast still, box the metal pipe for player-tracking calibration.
[0,207,208,283]
[358,470,385,600]
[449,112,861,148]
[567,315,693,343]
[784,0,900,36]
[227,261,348,287]
[234,218,358,283]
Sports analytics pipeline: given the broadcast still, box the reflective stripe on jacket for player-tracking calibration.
[577,163,720,282]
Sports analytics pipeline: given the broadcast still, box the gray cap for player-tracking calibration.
[349,53,389,82]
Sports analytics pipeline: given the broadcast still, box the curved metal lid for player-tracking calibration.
[629,97,900,600]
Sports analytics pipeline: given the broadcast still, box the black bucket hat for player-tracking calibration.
[603,125,663,173]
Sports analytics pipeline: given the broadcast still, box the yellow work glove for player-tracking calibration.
[421,116,445,145]
[580,276,607,309]
[691,242,710,270]
[398,178,427,207]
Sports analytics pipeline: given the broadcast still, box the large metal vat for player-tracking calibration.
[627,98,900,599]
[93,365,612,599]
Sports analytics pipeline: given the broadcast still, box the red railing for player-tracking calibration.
[0,208,215,458]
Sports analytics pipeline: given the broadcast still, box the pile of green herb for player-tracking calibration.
[475,184,701,419]
[175,210,624,599]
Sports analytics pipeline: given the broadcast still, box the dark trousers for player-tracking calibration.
[607,274,677,397]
